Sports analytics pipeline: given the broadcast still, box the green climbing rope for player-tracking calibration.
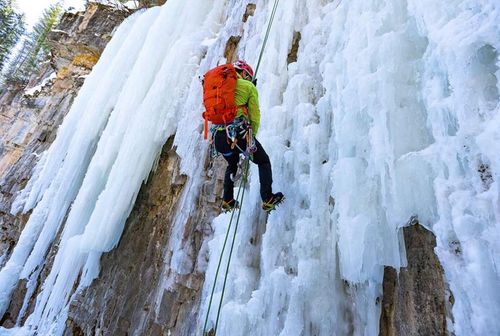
[201,159,249,335]
[202,159,246,336]
[202,0,281,333]
[214,159,250,334]
[253,0,280,80]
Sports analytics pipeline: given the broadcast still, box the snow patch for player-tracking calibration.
[24,72,57,96]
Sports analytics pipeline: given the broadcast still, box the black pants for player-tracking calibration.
[214,130,273,202]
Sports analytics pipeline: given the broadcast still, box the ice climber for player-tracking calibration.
[202,60,284,213]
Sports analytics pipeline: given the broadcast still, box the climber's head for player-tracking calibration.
[233,60,254,80]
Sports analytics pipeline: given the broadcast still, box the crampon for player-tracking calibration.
[261,192,285,213]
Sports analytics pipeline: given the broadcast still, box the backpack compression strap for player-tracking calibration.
[203,104,249,140]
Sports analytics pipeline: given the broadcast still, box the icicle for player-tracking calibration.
[1,0,499,335]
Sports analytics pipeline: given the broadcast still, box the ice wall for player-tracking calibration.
[0,0,499,335]
[0,1,230,334]
[200,0,500,335]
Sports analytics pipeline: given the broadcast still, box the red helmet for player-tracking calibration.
[233,60,254,78]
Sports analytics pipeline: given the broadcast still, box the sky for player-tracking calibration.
[15,0,86,27]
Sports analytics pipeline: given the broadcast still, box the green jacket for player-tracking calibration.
[235,76,260,135]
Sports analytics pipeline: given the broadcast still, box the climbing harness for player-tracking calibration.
[225,118,255,158]
[207,117,253,178]
[202,0,281,334]
[208,117,254,160]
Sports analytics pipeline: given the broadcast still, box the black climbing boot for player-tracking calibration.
[222,199,240,213]
[261,192,285,213]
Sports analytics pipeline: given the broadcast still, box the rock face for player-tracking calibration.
[64,137,189,335]
[0,1,225,333]
[48,3,131,76]
[1,2,455,335]
[0,3,131,327]
[64,140,225,336]
[379,223,453,336]
[138,0,167,8]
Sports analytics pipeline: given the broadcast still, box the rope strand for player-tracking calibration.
[214,159,250,334]
[202,161,247,335]
[202,0,281,333]
[253,0,280,80]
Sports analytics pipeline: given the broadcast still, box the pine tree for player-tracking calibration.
[0,0,25,72]
[5,3,62,83]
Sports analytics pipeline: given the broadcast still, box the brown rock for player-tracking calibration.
[138,0,167,8]
[287,31,301,65]
[224,36,242,63]
[2,2,224,332]
[65,140,225,336]
[243,4,257,22]
[0,2,130,327]
[379,223,453,336]
[48,3,132,74]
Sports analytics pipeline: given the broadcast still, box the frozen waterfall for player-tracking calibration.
[0,0,499,335]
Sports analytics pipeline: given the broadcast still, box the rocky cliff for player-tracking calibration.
[0,2,460,335]
[0,2,131,327]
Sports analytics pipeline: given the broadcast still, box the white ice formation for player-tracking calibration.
[0,0,499,335]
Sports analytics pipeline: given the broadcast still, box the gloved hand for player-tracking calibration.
[252,78,258,86]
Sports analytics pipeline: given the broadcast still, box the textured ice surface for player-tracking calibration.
[0,0,499,335]
[201,0,500,335]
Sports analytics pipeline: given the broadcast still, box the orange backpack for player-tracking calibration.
[202,64,238,139]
